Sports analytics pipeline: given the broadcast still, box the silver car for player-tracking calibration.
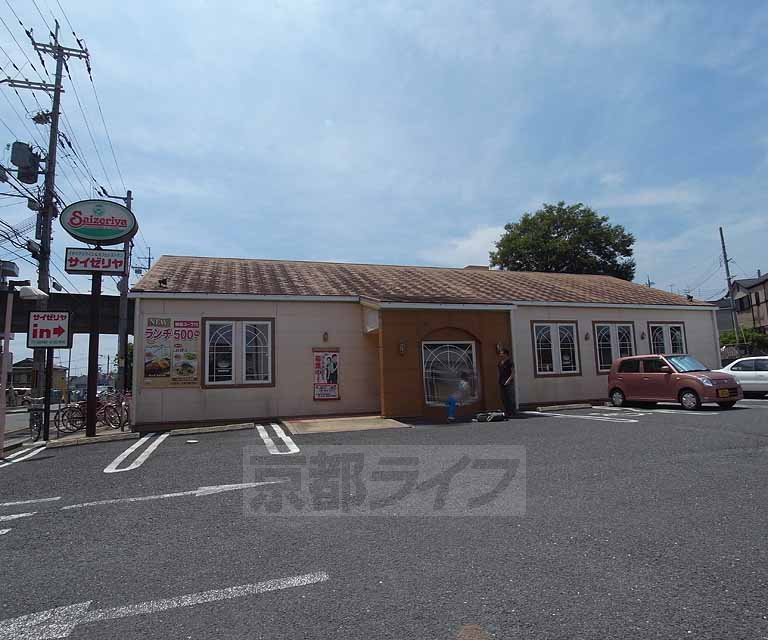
[716,357,768,396]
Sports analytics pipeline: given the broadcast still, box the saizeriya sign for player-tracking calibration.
[60,199,138,246]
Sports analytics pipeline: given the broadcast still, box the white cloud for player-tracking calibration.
[595,184,703,208]
[419,225,503,267]
[599,172,625,186]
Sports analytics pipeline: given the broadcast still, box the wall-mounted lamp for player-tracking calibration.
[640,331,646,340]
[399,339,407,355]
[322,331,329,343]
[584,332,590,341]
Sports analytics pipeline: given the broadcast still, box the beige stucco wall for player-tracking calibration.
[510,305,720,406]
[133,299,380,425]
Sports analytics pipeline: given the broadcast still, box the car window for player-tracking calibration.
[618,360,640,373]
[643,358,667,373]
[757,359,768,372]
[731,359,756,372]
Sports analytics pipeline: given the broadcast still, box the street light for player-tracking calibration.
[0,275,48,456]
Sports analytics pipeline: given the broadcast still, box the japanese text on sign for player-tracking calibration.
[143,316,201,388]
[27,311,71,348]
[313,349,339,400]
[65,248,127,275]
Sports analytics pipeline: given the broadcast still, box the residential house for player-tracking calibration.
[730,272,768,332]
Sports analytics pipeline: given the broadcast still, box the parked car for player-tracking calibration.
[715,356,768,396]
[608,354,743,410]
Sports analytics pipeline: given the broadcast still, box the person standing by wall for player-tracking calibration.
[447,371,470,422]
[497,348,516,417]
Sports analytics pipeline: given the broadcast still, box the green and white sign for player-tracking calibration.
[60,199,138,246]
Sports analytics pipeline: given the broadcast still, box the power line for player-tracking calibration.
[63,61,113,192]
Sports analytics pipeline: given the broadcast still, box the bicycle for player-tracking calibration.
[28,397,45,441]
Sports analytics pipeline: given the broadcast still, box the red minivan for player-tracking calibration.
[607,354,742,410]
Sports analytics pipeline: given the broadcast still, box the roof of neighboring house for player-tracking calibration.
[709,297,733,310]
[132,256,711,307]
[12,357,66,370]
[734,274,768,290]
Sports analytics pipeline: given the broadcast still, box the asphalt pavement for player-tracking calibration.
[1,399,768,639]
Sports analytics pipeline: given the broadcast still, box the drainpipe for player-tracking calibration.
[509,306,519,411]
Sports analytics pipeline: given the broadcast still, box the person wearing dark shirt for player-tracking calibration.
[497,348,516,417]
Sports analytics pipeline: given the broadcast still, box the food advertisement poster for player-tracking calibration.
[313,348,340,400]
[143,317,201,388]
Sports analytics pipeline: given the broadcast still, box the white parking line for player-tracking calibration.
[0,496,60,508]
[103,433,170,474]
[0,512,36,522]
[256,423,300,455]
[270,423,300,453]
[523,411,639,423]
[0,446,46,470]
[596,406,717,416]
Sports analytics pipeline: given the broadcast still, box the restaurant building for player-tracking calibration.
[129,257,720,429]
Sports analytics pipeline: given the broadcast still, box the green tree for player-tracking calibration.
[720,327,768,351]
[490,201,636,281]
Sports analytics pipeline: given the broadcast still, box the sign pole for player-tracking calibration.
[86,273,102,437]
[42,348,54,441]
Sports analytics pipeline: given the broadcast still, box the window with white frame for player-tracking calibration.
[422,341,479,405]
[649,323,686,355]
[595,323,635,372]
[533,322,580,375]
[205,319,274,385]
[206,322,234,384]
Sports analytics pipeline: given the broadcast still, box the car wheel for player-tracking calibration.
[717,401,737,409]
[679,389,701,411]
[610,388,626,407]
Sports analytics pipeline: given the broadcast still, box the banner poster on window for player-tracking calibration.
[143,317,201,388]
[313,348,340,400]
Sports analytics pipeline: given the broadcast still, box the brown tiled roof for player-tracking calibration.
[132,256,710,307]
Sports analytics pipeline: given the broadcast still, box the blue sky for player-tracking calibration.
[1,0,767,375]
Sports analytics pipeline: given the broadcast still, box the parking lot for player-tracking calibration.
[1,400,767,639]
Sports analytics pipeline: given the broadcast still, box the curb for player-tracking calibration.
[535,403,593,412]
[43,422,256,448]
[46,432,139,448]
[169,423,254,437]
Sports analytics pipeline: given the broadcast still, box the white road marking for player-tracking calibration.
[256,423,300,455]
[0,529,10,536]
[0,571,330,639]
[596,406,716,416]
[0,447,46,469]
[524,411,639,423]
[61,481,282,511]
[270,423,300,453]
[0,512,36,523]
[0,496,61,508]
[103,433,170,473]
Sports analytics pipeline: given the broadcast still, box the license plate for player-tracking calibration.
[718,389,730,398]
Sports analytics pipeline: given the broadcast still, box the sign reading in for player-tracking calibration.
[313,349,340,400]
[60,199,138,246]
[65,247,127,275]
[27,311,72,349]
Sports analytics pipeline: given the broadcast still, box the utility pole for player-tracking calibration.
[134,246,152,274]
[104,190,132,393]
[3,22,89,441]
[719,226,739,336]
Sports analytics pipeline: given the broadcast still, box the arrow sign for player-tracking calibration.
[0,571,329,639]
[52,325,65,337]
[60,481,283,511]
